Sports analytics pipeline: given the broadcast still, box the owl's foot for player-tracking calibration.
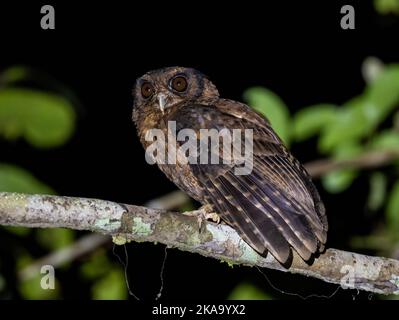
[198,204,221,225]
[203,210,221,224]
[182,204,221,231]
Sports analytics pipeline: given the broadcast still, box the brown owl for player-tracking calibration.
[132,66,328,265]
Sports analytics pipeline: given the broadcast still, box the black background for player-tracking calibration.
[0,0,398,300]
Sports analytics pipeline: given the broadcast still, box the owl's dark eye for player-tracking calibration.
[141,82,154,99]
[170,75,188,93]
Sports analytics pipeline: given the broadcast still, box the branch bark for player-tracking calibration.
[304,150,399,178]
[1,192,398,295]
[17,191,190,281]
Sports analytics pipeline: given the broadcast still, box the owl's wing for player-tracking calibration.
[169,101,328,264]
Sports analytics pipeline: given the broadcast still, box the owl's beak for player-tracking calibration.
[157,93,167,114]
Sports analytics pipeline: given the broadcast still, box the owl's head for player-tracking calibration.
[132,67,219,117]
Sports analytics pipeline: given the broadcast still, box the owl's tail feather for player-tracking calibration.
[205,178,292,263]
[204,171,321,265]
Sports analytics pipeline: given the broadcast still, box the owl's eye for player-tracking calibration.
[141,82,154,99]
[170,75,188,93]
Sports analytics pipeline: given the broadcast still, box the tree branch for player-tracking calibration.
[1,192,398,295]
[304,150,399,178]
[17,191,190,281]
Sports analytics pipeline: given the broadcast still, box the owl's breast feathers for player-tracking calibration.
[152,99,328,264]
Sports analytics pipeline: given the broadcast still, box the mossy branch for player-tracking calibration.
[1,192,398,295]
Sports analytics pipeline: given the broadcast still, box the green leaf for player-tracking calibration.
[333,141,364,160]
[321,64,399,153]
[92,268,127,300]
[322,169,358,194]
[0,163,54,194]
[365,64,399,122]
[243,87,291,146]
[3,226,31,237]
[80,249,112,280]
[318,97,372,153]
[350,233,394,251]
[362,57,384,84]
[374,0,399,15]
[0,66,30,85]
[17,252,60,300]
[36,228,75,251]
[367,172,387,211]
[386,181,399,232]
[19,274,60,300]
[368,130,399,151]
[292,104,337,141]
[228,282,272,300]
[321,142,362,193]
[0,88,75,148]
[16,252,34,270]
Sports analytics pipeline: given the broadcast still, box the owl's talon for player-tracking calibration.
[204,212,221,224]
[200,204,221,224]
[182,206,220,231]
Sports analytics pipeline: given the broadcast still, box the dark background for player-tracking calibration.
[0,1,398,300]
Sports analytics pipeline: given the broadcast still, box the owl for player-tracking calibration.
[132,67,328,265]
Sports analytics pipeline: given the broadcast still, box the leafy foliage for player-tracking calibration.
[228,282,272,300]
[0,164,54,194]
[292,104,337,142]
[91,269,128,300]
[369,130,399,151]
[0,88,75,148]
[19,274,61,300]
[321,142,363,193]
[36,228,75,251]
[367,172,387,211]
[374,0,399,16]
